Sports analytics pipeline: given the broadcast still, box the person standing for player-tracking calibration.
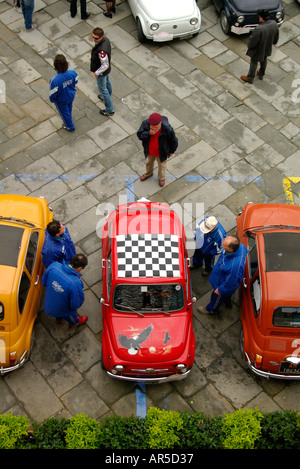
[191,216,226,276]
[90,27,114,117]
[241,9,279,83]
[70,0,90,20]
[42,253,88,327]
[198,236,247,315]
[138,113,178,188]
[49,55,78,132]
[41,219,76,269]
[21,0,35,31]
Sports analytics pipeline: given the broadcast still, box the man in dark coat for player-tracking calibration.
[138,113,178,187]
[241,9,279,84]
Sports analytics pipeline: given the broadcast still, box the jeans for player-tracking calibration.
[97,74,114,114]
[247,57,267,81]
[70,0,87,18]
[21,0,34,30]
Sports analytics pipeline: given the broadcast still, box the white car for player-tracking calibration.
[128,0,201,42]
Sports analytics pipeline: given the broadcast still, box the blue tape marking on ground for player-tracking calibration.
[135,383,147,418]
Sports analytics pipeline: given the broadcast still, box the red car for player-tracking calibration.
[100,200,195,383]
[237,203,300,379]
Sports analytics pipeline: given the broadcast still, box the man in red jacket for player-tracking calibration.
[241,9,279,84]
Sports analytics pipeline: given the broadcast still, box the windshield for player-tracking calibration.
[113,283,184,313]
[273,307,300,328]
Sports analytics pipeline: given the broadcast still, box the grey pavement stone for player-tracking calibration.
[0,0,299,424]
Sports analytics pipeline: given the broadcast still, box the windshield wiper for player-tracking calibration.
[114,303,144,316]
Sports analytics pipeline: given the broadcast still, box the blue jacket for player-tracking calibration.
[209,243,247,296]
[42,261,85,318]
[41,227,76,268]
[195,218,226,255]
[49,69,78,104]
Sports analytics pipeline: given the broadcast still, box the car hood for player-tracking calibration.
[141,0,198,21]
[231,0,281,13]
[108,314,190,363]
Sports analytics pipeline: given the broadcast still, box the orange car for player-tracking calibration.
[0,195,53,374]
[237,202,300,379]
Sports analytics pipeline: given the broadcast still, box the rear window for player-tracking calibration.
[0,225,24,267]
[263,232,300,272]
[113,284,184,313]
[273,307,300,328]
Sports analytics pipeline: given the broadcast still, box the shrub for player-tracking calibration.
[27,417,69,449]
[177,412,224,449]
[65,413,102,449]
[99,414,149,449]
[146,407,183,449]
[0,413,30,449]
[256,410,300,449]
[222,408,263,449]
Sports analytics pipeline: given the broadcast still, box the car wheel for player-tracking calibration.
[220,9,230,35]
[137,18,146,43]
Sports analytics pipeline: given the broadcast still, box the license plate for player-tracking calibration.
[279,361,300,373]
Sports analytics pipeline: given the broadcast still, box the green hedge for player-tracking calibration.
[0,408,299,449]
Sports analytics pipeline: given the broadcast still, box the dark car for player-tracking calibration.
[212,0,284,34]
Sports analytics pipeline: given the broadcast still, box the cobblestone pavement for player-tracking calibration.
[0,0,300,423]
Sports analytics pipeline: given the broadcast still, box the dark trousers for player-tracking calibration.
[247,57,267,81]
[192,249,214,272]
[70,0,87,18]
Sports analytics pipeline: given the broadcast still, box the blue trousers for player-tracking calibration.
[192,249,214,271]
[55,101,74,131]
[56,312,79,325]
[97,74,114,114]
[206,291,232,314]
[21,0,34,30]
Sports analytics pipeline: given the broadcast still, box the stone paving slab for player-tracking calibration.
[0,0,300,424]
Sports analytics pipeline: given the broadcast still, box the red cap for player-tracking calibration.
[148,113,162,125]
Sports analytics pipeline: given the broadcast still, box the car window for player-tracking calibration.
[106,249,112,301]
[25,231,39,275]
[273,307,300,328]
[247,236,258,278]
[113,284,184,313]
[18,271,31,314]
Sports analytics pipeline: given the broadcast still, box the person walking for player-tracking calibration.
[103,0,116,18]
[138,113,178,188]
[21,0,35,31]
[49,55,78,132]
[42,253,88,327]
[90,27,114,117]
[198,236,247,315]
[41,219,76,268]
[241,9,279,83]
[191,216,226,276]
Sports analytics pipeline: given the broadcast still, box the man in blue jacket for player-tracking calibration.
[41,219,76,269]
[191,216,226,276]
[49,54,78,131]
[198,236,247,315]
[42,253,88,326]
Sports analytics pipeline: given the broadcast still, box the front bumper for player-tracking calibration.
[148,26,200,42]
[107,369,191,383]
[0,351,28,375]
[245,353,300,380]
[231,20,283,35]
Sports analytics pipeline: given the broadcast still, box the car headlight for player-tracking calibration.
[150,23,159,31]
[0,302,4,321]
[237,16,244,24]
[111,365,125,374]
[175,363,187,373]
[190,17,198,25]
[276,12,282,20]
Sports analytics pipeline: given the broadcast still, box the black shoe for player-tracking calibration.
[103,11,112,18]
[98,94,103,101]
[100,109,114,116]
[81,12,90,19]
[111,6,116,13]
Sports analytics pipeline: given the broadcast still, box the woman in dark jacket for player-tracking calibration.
[138,113,178,187]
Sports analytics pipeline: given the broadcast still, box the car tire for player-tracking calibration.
[220,9,230,35]
[137,18,146,43]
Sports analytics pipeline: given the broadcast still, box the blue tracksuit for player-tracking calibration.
[193,218,226,270]
[41,226,76,268]
[206,243,247,313]
[42,261,85,325]
[49,69,78,131]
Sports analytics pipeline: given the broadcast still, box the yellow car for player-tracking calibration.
[0,195,53,374]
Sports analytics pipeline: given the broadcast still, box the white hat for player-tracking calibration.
[199,216,218,234]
